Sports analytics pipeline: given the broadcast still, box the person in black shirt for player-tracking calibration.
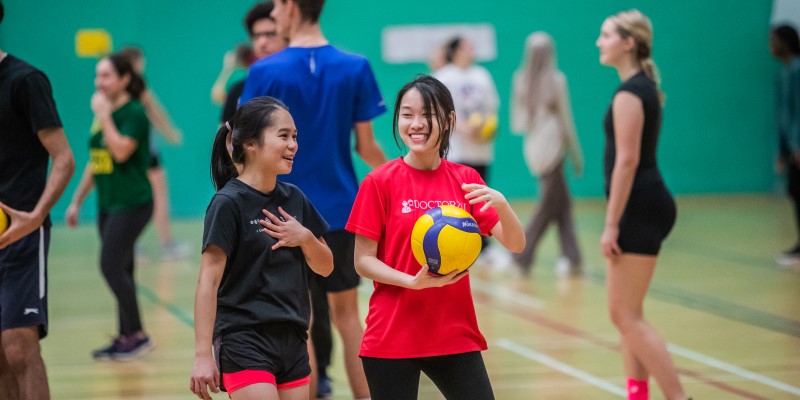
[190,96,332,400]
[0,2,76,398]
[596,9,690,400]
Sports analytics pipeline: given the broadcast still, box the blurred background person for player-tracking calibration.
[215,1,288,125]
[210,43,253,106]
[769,24,800,267]
[434,36,501,266]
[118,46,190,261]
[66,54,154,360]
[510,32,583,277]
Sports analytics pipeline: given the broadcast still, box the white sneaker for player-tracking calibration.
[776,253,800,268]
[485,246,512,271]
[555,257,583,278]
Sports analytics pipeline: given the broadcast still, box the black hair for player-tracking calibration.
[244,1,275,36]
[277,0,325,24]
[392,75,455,159]
[106,53,146,99]
[0,1,4,25]
[444,36,463,63]
[772,24,800,55]
[212,96,289,190]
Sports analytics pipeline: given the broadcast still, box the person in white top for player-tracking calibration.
[435,36,500,259]
[510,32,583,277]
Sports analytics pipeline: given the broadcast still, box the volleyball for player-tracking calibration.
[410,205,483,275]
[468,112,498,143]
[0,209,7,235]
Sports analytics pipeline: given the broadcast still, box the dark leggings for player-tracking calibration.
[97,202,153,336]
[788,161,800,243]
[362,352,494,400]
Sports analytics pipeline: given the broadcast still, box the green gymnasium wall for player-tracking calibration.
[0,0,777,220]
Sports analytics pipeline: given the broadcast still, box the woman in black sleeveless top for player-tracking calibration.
[597,9,690,400]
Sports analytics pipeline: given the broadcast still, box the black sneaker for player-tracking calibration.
[92,336,125,361]
[112,335,154,361]
[92,335,154,361]
[317,371,333,398]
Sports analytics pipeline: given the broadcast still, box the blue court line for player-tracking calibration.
[584,269,800,338]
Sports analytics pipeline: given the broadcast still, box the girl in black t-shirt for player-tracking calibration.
[596,9,688,400]
[190,96,333,400]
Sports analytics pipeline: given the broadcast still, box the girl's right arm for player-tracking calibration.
[190,245,226,400]
[354,234,464,290]
[65,164,95,228]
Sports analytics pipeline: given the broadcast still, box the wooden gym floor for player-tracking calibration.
[41,195,800,399]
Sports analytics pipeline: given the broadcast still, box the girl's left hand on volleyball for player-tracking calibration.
[462,183,507,212]
[260,207,312,250]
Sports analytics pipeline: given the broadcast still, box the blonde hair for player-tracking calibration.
[513,32,561,128]
[609,9,665,105]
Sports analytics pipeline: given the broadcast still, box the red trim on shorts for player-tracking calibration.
[277,375,310,390]
[223,370,276,394]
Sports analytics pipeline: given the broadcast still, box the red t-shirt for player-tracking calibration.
[346,157,500,358]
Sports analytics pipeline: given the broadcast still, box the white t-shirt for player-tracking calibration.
[435,64,499,164]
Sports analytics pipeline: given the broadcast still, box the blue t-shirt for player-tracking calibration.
[240,45,386,230]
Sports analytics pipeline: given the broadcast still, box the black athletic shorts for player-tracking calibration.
[216,322,310,388]
[309,230,359,292]
[617,179,676,256]
[148,152,161,169]
[0,226,50,338]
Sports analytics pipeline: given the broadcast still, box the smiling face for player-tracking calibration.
[94,58,129,100]
[246,108,298,176]
[397,88,443,158]
[596,19,633,67]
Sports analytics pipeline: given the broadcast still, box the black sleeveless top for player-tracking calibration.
[603,71,663,194]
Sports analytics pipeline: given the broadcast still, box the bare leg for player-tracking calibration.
[0,333,20,400]
[2,326,50,400]
[307,329,318,399]
[147,167,172,247]
[328,288,370,399]
[230,382,280,400]
[606,253,686,400]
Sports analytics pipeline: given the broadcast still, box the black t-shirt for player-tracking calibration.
[0,55,63,226]
[202,179,329,337]
[603,71,663,194]
[220,79,245,124]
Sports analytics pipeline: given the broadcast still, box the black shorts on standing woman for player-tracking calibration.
[604,71,676,255]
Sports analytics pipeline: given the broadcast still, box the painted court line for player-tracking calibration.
[471,279,545,310]
[496,338,626,397]
[668,343,800,396]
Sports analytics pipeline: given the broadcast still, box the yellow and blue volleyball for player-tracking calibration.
[410,205,483,275]
[0,208,7,235]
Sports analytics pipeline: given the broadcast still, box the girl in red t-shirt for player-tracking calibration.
[346,75,525,400]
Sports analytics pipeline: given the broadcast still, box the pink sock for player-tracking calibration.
[627,378,649,400]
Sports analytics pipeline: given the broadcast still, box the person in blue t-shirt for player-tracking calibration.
[239,1,386,398]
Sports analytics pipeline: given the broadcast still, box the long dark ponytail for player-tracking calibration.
[106,53,146,99]
[211,96,289,190]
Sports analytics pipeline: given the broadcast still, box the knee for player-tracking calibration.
[608,306,641,334]
[2,336,40,371]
